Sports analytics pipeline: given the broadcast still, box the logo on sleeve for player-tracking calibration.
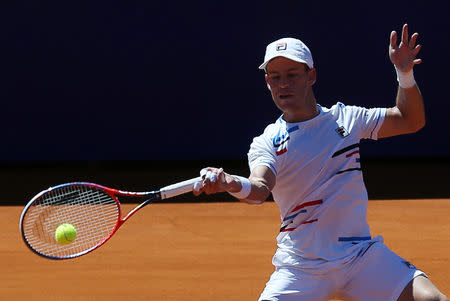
[273,132,289,156]
[335,126,349,138]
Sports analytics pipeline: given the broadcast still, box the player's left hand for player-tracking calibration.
[389,24,422,72]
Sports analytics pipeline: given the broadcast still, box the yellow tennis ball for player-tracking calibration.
[54,223,77,245]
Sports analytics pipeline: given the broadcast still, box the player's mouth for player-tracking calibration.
[279,94,294,100]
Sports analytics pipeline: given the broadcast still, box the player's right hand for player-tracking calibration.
[193,167,235,196]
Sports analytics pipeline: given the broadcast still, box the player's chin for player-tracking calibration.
[275,100,296,111]
[276,95,295,105]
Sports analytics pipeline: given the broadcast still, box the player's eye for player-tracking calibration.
[269,75,280,81]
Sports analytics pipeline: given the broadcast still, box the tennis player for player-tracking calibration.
[194,24,447,301]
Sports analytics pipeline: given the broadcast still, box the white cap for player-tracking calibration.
[259,37,314,70]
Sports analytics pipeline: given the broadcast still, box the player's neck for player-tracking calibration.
[282,94,319,123]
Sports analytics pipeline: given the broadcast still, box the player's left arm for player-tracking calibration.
[378,24,425,139]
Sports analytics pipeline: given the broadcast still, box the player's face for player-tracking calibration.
[265,57,316,122]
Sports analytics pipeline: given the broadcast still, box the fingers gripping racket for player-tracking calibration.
[20,177,201,260]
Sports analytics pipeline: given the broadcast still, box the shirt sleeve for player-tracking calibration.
[247,134,278,176]
[344,105,387,140]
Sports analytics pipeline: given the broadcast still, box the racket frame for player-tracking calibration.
[20,177,200,260]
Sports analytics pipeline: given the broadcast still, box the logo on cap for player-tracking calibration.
[276,43,287,51]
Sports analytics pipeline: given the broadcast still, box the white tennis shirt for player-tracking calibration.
[248,103,386,266]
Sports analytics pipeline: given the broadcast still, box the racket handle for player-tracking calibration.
[159,176,202,199]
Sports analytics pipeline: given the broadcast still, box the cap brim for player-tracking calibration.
[258,54,310,70]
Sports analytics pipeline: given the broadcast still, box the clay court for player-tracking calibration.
[2,198,449,300]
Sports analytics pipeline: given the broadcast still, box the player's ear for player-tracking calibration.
[307,68,317,86]
[265,74,272,91]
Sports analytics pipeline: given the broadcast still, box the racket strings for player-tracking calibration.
[22,184,119,259]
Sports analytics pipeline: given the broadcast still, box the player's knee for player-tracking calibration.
[400,282,447,301]
[419,291,448,301]
[437,293,449,301]
[402,275,448,301]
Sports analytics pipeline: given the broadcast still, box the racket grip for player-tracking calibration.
[159,177,202,199]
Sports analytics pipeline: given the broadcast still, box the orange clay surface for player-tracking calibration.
[2,199,449,300]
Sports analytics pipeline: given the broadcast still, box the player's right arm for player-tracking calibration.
[195,122,278,204]
[193,165,276,204]
[247,165,276,203]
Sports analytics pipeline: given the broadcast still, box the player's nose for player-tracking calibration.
[279,77,290,88]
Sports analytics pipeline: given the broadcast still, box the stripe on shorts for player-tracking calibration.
[338,236,371,242]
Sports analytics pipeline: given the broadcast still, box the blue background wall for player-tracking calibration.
[4,1,450,162]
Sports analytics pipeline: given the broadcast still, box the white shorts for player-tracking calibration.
[258,241,425,301]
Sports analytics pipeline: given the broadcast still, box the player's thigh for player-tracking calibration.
[397,275,448,301]
[344,242,425,301]
[258,267,336,301]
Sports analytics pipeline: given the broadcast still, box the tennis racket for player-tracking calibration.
[20,177,201,260]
